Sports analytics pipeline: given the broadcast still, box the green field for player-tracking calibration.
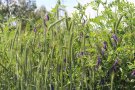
[0,0,135,90]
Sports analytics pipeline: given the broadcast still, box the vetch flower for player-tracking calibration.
[80,52,84,56]
[95,56,101,70]
[111,59,118,72]
[63,58,66,63]
[51,84,54,90]
[100,77,105,85]
[45,14,49,21]
[113,59,118,66]
[112,34,118,43]
[109,59,119,72]
[131,70,135,76]
[76,51,85,58]
[97,56,101,65]
[107,59,119,77]
[34,27,37,32]
[103,41,107,50]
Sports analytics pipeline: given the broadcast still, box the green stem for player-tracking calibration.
[111,72,115,90]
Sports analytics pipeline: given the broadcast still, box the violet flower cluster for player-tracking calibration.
[111,34,118,49]
[95,56,102,70]
[107,59,119,77]
[101,41,108,57]
[45,14,49,21]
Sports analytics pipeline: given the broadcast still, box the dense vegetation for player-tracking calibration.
[0,0,135,89]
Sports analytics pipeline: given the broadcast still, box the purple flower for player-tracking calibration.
[100,77,105,85]
[131,70,135,76]
[45,14,49,21]
[111,59,118,72]
[63,58,66,63]
[107,59,119,76]
[110,60,118,72]
[51,84,54,90]
[113,59,118,66]
[112,34,118,43]
[34,27,37,32]
[76,52,85,58]
[80,52,84,56]
[96,56,101,69]
[103,41,107,50]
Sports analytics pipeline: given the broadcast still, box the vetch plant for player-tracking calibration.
[0,0,135,89]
